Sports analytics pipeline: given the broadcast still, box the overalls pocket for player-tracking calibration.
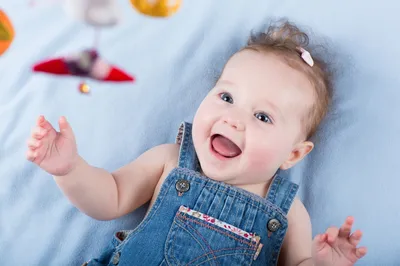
[164,205,262,266]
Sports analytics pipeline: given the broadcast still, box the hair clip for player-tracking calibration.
[297,47,314,67]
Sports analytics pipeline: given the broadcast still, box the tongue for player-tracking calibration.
[212,135,241,158]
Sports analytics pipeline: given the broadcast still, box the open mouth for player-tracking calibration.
[210,134,242,159]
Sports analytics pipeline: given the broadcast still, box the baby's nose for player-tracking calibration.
[223,118,245,131]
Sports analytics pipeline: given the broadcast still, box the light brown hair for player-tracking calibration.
[243,20,333,140]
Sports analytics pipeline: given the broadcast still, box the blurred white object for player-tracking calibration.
[63,0,121,27]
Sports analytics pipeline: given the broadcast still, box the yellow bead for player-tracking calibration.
[78,83,90,94]
[130,0,181,17]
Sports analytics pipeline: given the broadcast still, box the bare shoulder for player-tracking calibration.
[149,142,179,158]
[157,143,180,172]
[278,197,312,265]
[109,143,180,218]
[285,197,312,246]
[154,142,180,181]
[145,143,180,209]
[134,142,179,171]
[287,197,310,221]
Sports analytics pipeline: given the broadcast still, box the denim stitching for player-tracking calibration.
[164,220,181,266]
[170,220,212,265]
[244,201,257,236]
[182,127,189,168]
[187,247,256,265]
[178,123,191,169]
[218,185,228,218]
[176,215,220,264]
[177,213,256,247]
[179,135,188,168]
[244,208,250,233]
[172,169,288,217]
[198,181,209,211]
[280,183,298,214]
[199,184,282,217]
[192,253,254,266]
[224,190,235,221]
[174,168,290,211]
[210,184,227,221]
[265,176,278,204]
[235,200,241,228]
[268,176,281,206]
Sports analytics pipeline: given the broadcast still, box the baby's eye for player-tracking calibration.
[220,92,234,104]
[254,112,272,123]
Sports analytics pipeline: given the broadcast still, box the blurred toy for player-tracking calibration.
[29,0,121,26]
[31,0,134,94]
[63,0,121,27]
[30,0,183,94]
[33,49,134,92]
[130,0,181,17]
[0,9,15,56]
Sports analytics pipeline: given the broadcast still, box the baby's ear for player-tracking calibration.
[280,141,314,170]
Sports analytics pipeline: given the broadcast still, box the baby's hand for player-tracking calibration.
[26,115,78,176]
[312,216,367,266]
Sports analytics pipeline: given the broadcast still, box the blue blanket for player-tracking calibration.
[0,0,397,265]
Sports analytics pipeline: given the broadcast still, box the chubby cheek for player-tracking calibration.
[193,100,220,135]
[193,112,210,143]
[193,103,216,150]
[196,100,219,121]
[244,135,288,175]
[245,145,280,173]
[192,121,206,155]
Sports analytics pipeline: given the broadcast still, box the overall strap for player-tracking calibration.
[265,175,299,215]
[175,122,201,172]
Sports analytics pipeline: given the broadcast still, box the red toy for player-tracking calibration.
[33,49,134,93]
[32,49,134,82]
[30,0,134,94]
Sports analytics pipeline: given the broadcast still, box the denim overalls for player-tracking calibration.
[84,122,298,266]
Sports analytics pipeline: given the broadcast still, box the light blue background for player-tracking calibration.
[0,0,398,265]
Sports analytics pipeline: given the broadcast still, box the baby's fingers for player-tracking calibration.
[26,149,38,162]
[313,233,328,251]
[31,126,48,140]
[349,230,363,246]
[27,138,42,149]
[36,115,54,131]
[325,226,339,244]
[355,246,367,259]
[26,145,47,164]
[338,216,354,238]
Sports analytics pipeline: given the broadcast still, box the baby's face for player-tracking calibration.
[192,50,315,191]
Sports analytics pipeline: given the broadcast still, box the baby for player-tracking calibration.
[26,21,367,265]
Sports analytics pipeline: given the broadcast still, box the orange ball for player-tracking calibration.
[130,0,181,17]
[0,9,14,56]
[78,82,90,94]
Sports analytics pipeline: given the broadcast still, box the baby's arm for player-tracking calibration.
[278,198,313,266]
[54,143,179,220]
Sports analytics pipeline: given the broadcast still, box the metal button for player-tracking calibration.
[267,218,281,232]
[112,252,120,265]
[175,179,190,193]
